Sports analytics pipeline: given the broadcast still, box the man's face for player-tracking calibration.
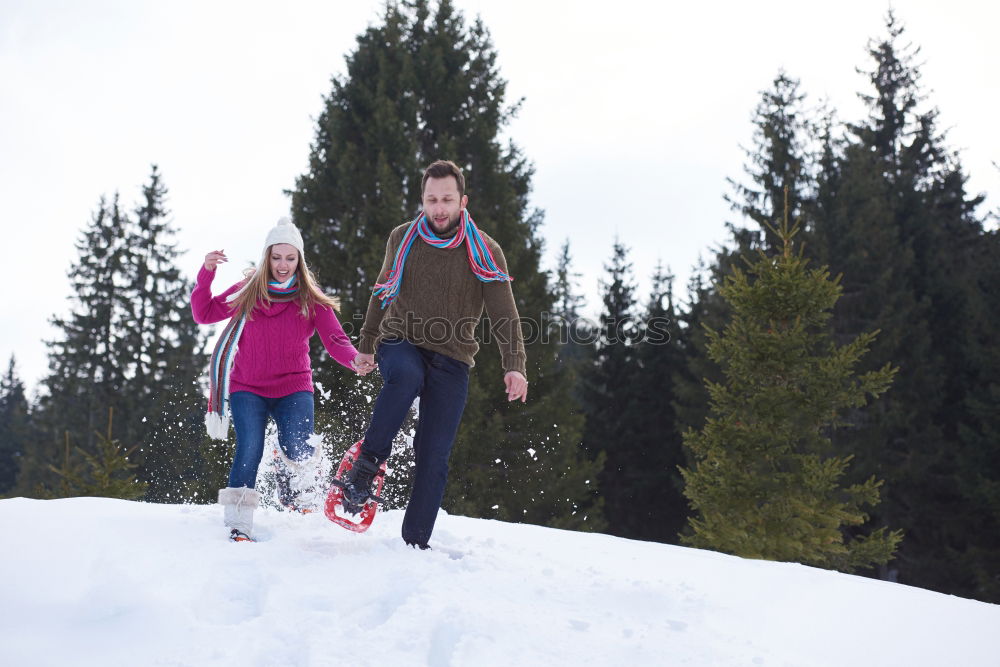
[422,175,468,233]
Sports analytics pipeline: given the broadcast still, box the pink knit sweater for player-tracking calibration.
[191,266,358,398]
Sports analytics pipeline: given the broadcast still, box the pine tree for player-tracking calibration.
[673,12,999,598]
[124,166,194,398]
[552,239,586,324]
[726,71,814,250]
[810,106,845,271]
[0,356,31,495]
[122,166,211,502]
[550,239,590,379]
[22,169,213,502]
[581,240,642,532]
[672,264,723,450]
[955,230,1000,600]
[672,234,763,487]
[675,71,823,508]
[681,194,901,571]
[815,12,991,593]
[23,194,133,496]
[291,0,602,529]
[627,264,688,543]
[42,408,148,501]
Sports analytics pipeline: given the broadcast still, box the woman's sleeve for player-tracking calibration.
[190,266,242,324]
[315,305,360,371]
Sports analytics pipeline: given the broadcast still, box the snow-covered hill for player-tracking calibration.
[1,497,997,666]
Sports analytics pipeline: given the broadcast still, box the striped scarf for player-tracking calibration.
[204,274,300,440]
[373,210,512,308]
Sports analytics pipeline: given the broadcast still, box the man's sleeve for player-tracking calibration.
[482,241,527,377]
[358,230,400,355]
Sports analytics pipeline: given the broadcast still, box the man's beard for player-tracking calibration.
[430,210,462,234]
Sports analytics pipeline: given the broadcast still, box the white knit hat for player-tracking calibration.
[265,217,305,256]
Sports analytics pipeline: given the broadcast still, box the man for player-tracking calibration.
[347,159,529,549]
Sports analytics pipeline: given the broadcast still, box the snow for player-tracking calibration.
[1,497,997,666]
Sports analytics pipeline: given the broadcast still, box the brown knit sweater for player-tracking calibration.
[358,221,527,377]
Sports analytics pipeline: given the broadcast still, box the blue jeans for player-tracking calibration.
[363,339,470,546]
[228,391,314,489]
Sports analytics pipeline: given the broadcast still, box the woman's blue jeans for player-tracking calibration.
[228,391,314,489]
[362,339,470,546]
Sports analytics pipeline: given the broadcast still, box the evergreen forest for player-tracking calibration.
[2,3,997,603]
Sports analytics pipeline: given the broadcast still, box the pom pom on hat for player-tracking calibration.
[265,217,305,257]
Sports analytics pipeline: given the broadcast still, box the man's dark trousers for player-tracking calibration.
[362,338,470,546]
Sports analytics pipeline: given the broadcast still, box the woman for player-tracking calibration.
[191,217,364,542]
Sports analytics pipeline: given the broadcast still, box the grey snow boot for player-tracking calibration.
[273,447,325,512]
[218,487,261,541]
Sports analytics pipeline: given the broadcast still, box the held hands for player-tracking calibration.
[204,250,228,271]
[352,352,376,376]
[351,353,523,397]
[504,371,528,403]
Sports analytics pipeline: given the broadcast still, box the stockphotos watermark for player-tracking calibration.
[338,312,671,346]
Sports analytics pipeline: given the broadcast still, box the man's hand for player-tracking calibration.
[504,371,528,403]
[352,352,376,376]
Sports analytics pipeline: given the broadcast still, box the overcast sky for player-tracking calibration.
[3,0,998,394]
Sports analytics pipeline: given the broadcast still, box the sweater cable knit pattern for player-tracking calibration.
[191,266,358,398]
[359,222,527,377]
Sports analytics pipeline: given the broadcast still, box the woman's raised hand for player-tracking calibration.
[204,250,228,272]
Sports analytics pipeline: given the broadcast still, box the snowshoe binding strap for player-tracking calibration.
[331,474,385,514]
[334,454,385,514]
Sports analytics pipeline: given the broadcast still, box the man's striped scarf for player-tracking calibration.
[372,209,512,308]
[204,274,300,440]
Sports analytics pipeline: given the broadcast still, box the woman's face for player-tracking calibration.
[269,244,299,282]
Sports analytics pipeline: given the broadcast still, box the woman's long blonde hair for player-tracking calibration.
[228,246,340,320]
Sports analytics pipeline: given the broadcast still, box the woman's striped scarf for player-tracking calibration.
[204,274,300,440]
[373,210,512,308]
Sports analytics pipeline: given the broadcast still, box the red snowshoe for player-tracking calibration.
[324,440,386,533]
